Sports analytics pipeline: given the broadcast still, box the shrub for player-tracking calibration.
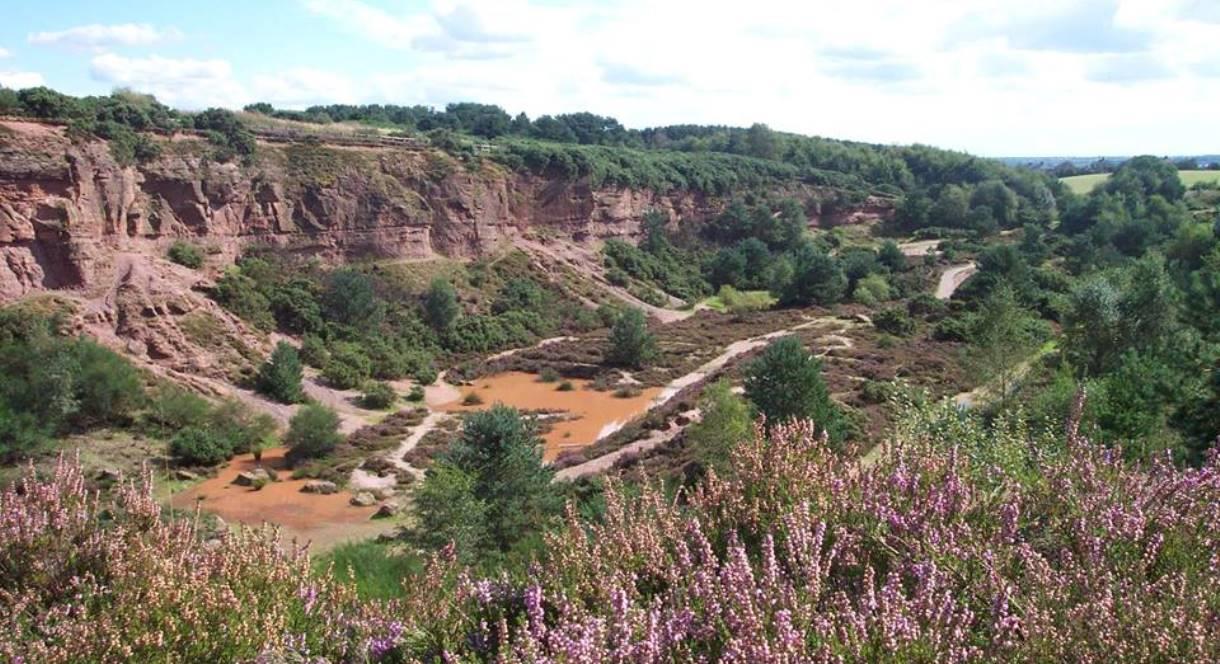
[462,392,485,406]
[556,381,575,392]
[170,427,232,466]
[299,334,330,368]
[873,307,916,336]
[412,363,438,386]
[852,273,891,306]
[286,404,342,460]
[255,342,304,404]
[605,308,657,369]
[612,385,642,398]
[407,385,426,402]
[744,336,843,441]
[144,385,211,434]
[322,343,372,390]
[538,367,560,383]
[361,382,397,410]
[167,241,204,269]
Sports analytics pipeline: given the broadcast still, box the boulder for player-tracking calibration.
[374,501,402,518]
[97,468,122,482]
[174,469,200,481]
[233,468,271,487]
[372,486,397,501]
[350,491,377,507]
[301,480,339,495]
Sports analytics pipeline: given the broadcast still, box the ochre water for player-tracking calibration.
[438,372,662,460]
[171,446,381,547]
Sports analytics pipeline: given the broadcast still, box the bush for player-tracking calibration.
[744,336,843,440]
[463,392,485,406]
[170,427,232,466]
[538,367,560,383]
[167,241,204,269]
[412,363,438,386]
[556,381,575,392]
[873,307,916,336]
[932,316,972,342]
[361,382,397,410]
[286,404,343,460]
[255,342,304,404]
[299,334,330,368]
[852,274,891,306]
[322,343,372,390]
[407,385,426,402]
[605,308,657,369]
[144,385,211,434]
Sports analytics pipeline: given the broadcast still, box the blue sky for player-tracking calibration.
[2,0,1219,156]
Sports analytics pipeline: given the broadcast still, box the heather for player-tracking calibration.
[4,399,1219,662]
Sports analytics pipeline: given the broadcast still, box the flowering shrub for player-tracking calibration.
[4,399,1219,662]
[0,458,393,663]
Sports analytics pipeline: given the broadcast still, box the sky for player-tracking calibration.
[2,0,1219,157]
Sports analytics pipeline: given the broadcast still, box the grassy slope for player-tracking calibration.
[1061,170,1220,194]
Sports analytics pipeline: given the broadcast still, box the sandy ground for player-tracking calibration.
[439,372,663,461]
[936,263,978,299]
[171,446,395,551]
[898,239,942,257]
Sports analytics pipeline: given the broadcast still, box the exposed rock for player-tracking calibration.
[96,468,122,482]
[233,468,271,486]
[301,480,339,495]
[374,501,402,518]
[174,469,200,481]
[372,486,397,501]
[350,491,376,507]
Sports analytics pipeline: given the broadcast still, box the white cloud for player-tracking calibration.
[29,24,182,51]
[89,53,244,108]
[0,47,10,59]
[0,71,45,88]
[249,68,360,108]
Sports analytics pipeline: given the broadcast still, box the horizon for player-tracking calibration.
[1,1,1219,157]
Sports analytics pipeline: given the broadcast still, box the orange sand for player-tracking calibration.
[438,372,662,460]
[171,446,381,547]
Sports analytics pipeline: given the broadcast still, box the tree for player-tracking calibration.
[286,404,342,460]
[779,243,847,306]
[322,342,372,390]
[440,405,560,553]
[322,269,383,329]
[968,283,1039,408]
[744,336,842,440]
[424,278,460,332]
[686,379,752,471]
[256,342,304,404]
[969,180,1019,228]
[605,308,657,368]
[170,427,231,466]
[410,462,489,562]
[745,123,779,160]
[931,185,970,228]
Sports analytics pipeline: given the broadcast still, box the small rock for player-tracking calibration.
[374,501,402,518]
[97,468,122,482]
[233,468,271,487]
[350,491,377,507]
[372,486,397,501]
[174,469,200,481]
[202,538,224,551]
[853,313,873,325]
[301,480,339,495]
[376,532,399,543]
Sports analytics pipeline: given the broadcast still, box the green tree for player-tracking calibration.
[605,308,657,368]
[878,240,907,272]
[256,342,304,404]
[322,342,372,390]
[686,379,752,471]
[745,122,779,160]
[441,405,560,554]
[286,404,342,460]
[321,269,383,329]
[170,427,232,466]
[409,462,489,562]
[744,336,842,440]
[931,185,970,228]
[968,283,1039,408]
[424,278,460,332]
[779,243,847,306]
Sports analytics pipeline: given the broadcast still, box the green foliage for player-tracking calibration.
[256,342,304,404]
[169,427,231,466]
[415,405,560,560]
[360,381,397,410]
[744,336,843,440]
[716,285,774,317]
[322,342,373,390]
[286,404,342,461]
[322,269,384,330]
[213,270,274,331]
[167,241,204,269]
[193,108,255,159]
[605,308,657,369]
[777,242,847,306]
[407,385,426,402]
[316,541,424,601]
[968,283,1041,408]
[873,307,916,336]
[687,379,752,471]
[878,239,907,272]
[299,334,330,368]
[853,273,892,306]
[424,278,460,332]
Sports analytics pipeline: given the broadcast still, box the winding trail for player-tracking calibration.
[936,262,978,299]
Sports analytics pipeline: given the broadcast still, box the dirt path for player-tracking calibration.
[898,239,941,257]
[936,262,978,299]
[485,335,579,362]
[556,407,702,480]
[349,410,452,490]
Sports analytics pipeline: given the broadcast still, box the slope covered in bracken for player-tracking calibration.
[4,398,1217,662]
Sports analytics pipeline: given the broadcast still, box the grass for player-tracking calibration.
[1061,170,1220,194]
[699,289,775,313]
[313,540,423,600]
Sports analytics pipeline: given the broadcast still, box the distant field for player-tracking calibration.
[1061,170,1220,194]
